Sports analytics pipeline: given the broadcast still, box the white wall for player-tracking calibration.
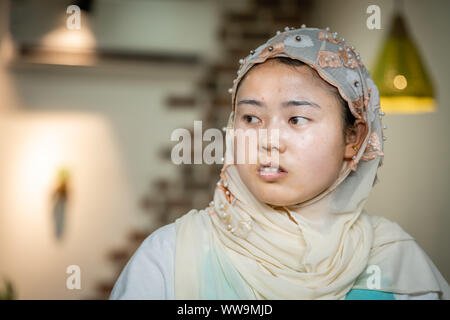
[0,0,215,299]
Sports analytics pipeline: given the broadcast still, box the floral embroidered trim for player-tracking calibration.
[218,170,235,204]
[317,31,340,44]
[349,98,364,120]
[234,220,253,239]
[352,98,365,113]
[339,45,359,69]
[216,184,234,204]
[251,42,286,65]
[317,50,342,68]
[349,158,359,172]
[361,131,385,161]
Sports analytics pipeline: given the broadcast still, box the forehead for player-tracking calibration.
[236,60,337,100]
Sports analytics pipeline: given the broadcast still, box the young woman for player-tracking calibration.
[110,26,449,300]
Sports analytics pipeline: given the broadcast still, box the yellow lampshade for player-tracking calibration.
[371,13,435,114]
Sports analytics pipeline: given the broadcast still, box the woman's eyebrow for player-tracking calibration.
[282,100,321,109]
[237,99,321,109]
[237,99,265,107]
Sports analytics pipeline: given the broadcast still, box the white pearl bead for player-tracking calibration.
[301,24,306,28]
[209,201,214,206]
[228,88,232,94]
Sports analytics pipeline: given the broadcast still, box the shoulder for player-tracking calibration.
[140,223,176,253]
[366,214,414,244]
[109,223,176,300]
[359,214,449,299]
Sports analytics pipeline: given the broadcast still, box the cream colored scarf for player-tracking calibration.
[174,156,448,300]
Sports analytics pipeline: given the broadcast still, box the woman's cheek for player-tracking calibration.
[288,131,317,165]
[288,129,340,178]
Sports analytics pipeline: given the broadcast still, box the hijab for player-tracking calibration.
[173,26,449,299]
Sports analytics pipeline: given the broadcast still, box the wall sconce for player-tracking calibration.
[51,168,70,240]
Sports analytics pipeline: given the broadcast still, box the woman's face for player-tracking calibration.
[233,59,366,206]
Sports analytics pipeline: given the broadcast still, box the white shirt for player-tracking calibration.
[110,223,176,299]
[109,223,439,300]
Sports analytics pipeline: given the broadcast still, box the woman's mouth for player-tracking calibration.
[257,163,288,181]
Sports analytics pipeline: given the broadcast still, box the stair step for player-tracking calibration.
[128,230,151,244]
[166,95,197,108]
[95,281,115,296]
[107,249,131,263]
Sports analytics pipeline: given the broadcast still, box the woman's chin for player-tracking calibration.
[253,186,303,207]
[263,198,301,207]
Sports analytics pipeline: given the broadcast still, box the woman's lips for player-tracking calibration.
[257,163,288,181]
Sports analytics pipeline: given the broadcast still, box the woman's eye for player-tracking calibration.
[242,115,260,124]
[289,116,309,125]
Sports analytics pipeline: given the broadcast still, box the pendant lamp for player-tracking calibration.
[371,2,435,113]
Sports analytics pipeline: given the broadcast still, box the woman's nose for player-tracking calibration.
[259,123,286,154]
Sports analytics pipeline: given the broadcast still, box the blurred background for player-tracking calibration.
[0,0,448,299]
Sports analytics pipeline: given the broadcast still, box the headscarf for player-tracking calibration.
[174,26,449,299]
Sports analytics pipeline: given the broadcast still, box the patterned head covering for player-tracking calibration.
[226,25,385,204]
